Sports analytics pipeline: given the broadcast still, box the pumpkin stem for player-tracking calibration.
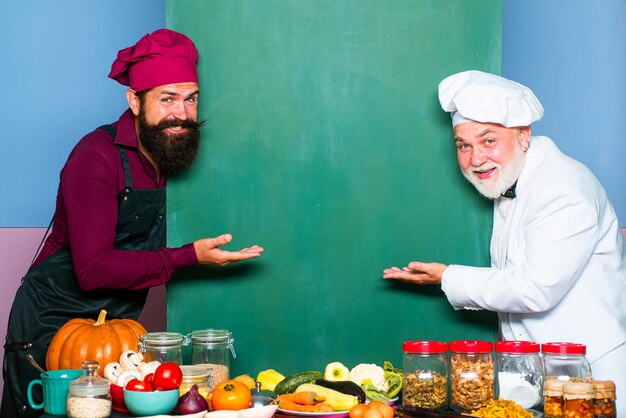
[95,310,108,326]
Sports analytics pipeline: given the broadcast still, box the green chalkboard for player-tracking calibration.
[165,0,501,377]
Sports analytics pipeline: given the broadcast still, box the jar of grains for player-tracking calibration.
[179,365,211,399]
[190,329,235,389]
[66,360,112,418]
[591,380,616,418]
[448,340,494,414]
[495,340,543,410]
[139,332,187,365]
[402,340,448,411]
[563,382,594,418]
[542,342,592,382]
[543,379,566,418]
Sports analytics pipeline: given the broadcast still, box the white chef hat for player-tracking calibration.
[438,70,544,127]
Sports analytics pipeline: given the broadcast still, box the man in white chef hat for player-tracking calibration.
[384,70,626,410]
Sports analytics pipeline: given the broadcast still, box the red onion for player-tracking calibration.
[176,384,209,415]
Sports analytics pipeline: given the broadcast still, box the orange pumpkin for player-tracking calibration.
[46,309,147,372]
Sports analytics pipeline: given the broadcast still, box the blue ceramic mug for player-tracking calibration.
[27,369,82,415]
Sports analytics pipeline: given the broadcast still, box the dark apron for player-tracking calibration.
[1,125,166,417]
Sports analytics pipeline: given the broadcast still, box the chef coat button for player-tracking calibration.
[21,405,27,411]
[123,196,128,201]
[134,216,139,220]
[125,188,130,193]
[159,215,163,219]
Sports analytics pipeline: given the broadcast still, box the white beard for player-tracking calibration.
[462,144,526,199]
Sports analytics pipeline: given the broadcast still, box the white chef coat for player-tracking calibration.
[442,136,626,405]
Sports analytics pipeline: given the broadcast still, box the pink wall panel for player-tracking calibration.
[0,228,166,396]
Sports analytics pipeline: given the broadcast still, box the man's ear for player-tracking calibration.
[126,89,141,116]
[518,126,532,152]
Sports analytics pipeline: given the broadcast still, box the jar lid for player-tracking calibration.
[541,342,586,355]
[181,365,210,378]
[191,329,231,343]
[495,340,540,354]
[402,340,448,354]
[69,360,111,396]
[543,379,567,396]
[142,332,184,344]
[592,380,616,399]
[449,340,493,353]
[563,382,593,399]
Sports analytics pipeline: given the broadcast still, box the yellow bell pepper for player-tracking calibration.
[256,369,285,391]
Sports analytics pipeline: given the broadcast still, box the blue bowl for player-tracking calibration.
[123,388,179,416]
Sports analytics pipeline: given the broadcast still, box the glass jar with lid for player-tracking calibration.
[542,342,592,382]
[139,332,188,364]
[544,379,566,418]
[66,360,112,418]
[179,365,211,399]
[494,340,543,410]
[190,329,236,389]
[402,340,448,411]
[449,340,494,414]
[563,382,594,418]
[591,380,616,418]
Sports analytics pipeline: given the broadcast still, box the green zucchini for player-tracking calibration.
[274,371,323,395]
[313,379,367,403]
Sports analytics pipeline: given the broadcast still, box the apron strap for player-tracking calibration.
[29,218,53,268]
[3,342,32,352]
[118,147,133,188]
[98,124,117,139]
[97,124,133,189]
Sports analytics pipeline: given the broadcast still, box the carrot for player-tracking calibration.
[279,398,335,412]
[278,392,325,405]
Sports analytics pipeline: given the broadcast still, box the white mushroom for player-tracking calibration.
[103,362,122,384]
[117,369,142,387]
[138,361,161,378]
[119,350,143,370]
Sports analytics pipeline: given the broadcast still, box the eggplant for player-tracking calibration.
[313,379,366,403]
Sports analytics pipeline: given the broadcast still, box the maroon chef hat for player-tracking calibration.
[108,29,199,92]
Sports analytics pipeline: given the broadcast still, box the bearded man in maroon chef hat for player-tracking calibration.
[1,29,263,417]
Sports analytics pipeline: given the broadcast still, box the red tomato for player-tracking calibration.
[211,380,252,410]
[126,378,154,392]
[152,362,183,391]
[143,373,154,385]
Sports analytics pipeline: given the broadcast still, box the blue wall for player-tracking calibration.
[1,0,165,227]
[2,0,625,227]
[503,0,626,223]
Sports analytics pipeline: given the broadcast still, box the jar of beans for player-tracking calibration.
[563,382,594,418]
[592,380,616,418]
[544,379,566,418]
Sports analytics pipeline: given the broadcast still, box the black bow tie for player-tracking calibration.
[502,181,518,199]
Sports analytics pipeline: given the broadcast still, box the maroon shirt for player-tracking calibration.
[35,109,198,290]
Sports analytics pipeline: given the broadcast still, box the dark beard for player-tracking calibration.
[138,113,203,176]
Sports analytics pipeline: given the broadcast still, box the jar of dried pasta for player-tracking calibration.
[544,379,566,418]
[542,342,592,382]
[449,340,494,414]
[402,340,448,411]
[563,382,594,418]
[592,380,616,418]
